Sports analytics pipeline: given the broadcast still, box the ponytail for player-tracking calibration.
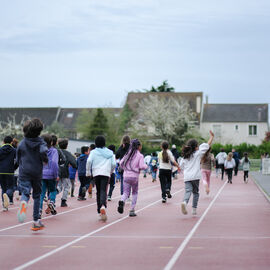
[161,141,169,163]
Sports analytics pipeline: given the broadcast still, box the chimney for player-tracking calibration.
[206,95,209,104]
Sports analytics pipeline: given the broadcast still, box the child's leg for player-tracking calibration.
[165,170,172,192]
[31,178,42,221]
[99,176,109,208]
[40,180,48,210]
[183,181,193,204]
[206,171,211,188]
[70,179,75,196]
[159,170,167,199]
[48,179,57,203]
[108,173,115,197]
[121,179,131,202]
[19,179,32,203]
[130,179,139,210]
[120,173,124,195]
[62,178,70,201]
[95,177,101,213]
[191,180,200,209]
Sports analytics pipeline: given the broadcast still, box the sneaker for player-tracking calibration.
[129,210,137,217]
[14,190,20,200]
[3,207,8,212]
[166,191,172,199]
[10,202,14,205]
[162,198,167,203]
[71,194,75,198]
[77,197,84,201]
[3,193,9,209]
[100,206,107,222]
[192,208,197,216]
[107,196,111,201]
[61,200,68,207]
[48,202,57,215]
[45,205,51,214]
[181,201,188,215]
[17,201,27,223]
[31,220,45,231]
[88,193,92,199]
[117,200,124,214]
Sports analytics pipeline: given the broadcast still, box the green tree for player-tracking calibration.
[146,80,175,93]
[75,109,93,139]
[90,108,108,138]
[44,121,67,137]
[119,104,133,133]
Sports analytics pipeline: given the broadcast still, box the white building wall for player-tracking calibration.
[200,122,269,145]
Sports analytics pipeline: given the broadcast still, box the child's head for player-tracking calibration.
[95,135,106,148]
[3,136,13,144]
[23,118,43,138]
[41,134,53,148]
[51,135,58,147]
[11,138,19,148]
[161,141,170,163]
[121,135,131,146]
[220,148,225,152]
[108,144,116,154]
[81,146,90,154]
[227,152,233,161]
[152,152,157,157]
[123,139,141,167]
[244,152,249,162]
[90,143,96,151]
[182,139,198,159]
[58,138,68,150]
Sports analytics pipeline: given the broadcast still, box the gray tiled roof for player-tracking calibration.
[202,104,268,122]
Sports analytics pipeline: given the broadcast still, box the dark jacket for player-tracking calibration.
[77,154,88,177]
[171,148,180,162]
[58,149,77,178]
[116,144,130,160]
[16,137,48,180]
[0,144,16,174]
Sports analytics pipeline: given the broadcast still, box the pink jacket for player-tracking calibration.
[120,150,148,179]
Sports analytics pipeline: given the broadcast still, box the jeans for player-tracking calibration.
[19,178,42,221]
[94,175,109,213]
[159,169,172,199]
[121,177,139,210]
[0,174,14,204]
[57,178,70,201]
[151,171,157,180]
[108,173,115,197]
[183,180,200,208]
[40,179,57,210]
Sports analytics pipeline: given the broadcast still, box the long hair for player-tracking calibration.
[182,139,198,159]
[122,139,141,170]
[227,152,233,161]
[121,135,131,146]
[244,152,249,162]
[201,147,211,163]
[161,141,169,163]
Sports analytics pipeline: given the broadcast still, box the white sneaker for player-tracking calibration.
[181,201,188,215]
[3,193,9,209]
[14,190,20,200]
[100,206,107,222]
[192,208,197,215]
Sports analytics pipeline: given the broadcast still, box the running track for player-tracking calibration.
[0,172,269,270]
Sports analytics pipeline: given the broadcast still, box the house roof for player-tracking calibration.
[126,92,203,121]
[202,104,268,122]
[0,107,60,127]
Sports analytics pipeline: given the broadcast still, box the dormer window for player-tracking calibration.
[67,113,74,118]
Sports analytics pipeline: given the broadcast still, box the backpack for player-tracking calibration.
[58,149,67,168]
[151,159,158,172]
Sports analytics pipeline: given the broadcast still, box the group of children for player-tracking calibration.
[0,117,253,230]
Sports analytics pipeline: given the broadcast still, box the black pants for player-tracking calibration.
[94,175,109,213]
[234,162,239,176]
[159,169,172,199]
[70,178,75,196]
[78,176,91,198]
[108,173,115,197]
[0,174,14,203]
[219,164,225,180]
[226,168,233,183]
[244,171,249,181]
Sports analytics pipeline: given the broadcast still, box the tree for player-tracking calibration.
[119,104,133,133]
[146,80,175,93]
[132,95,196,144]
[90,108,108,138]
[75,109,93,139]
[44,121,67,138]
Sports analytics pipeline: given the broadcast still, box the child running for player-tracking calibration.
[180,131,214,216]
[200,147,215,195]
[117,139,147,217]
[224,152,235,184]
[149,152,158,182]
[17,118,48,230]
[240,153,251,183]
[86,136,116,221]
[158,141,180,203]
[107,144,116,201]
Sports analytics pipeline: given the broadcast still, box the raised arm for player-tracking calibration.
[208,130,214,146]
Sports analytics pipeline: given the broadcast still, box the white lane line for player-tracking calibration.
[13,188,184,270]
[0,183,170,233]
[164,181,227,270]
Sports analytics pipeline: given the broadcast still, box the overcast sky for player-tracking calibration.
[0,0,269,108]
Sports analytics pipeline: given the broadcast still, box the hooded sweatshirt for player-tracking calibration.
[0,144,16,174]
[86,147,116,177]
[120,150,147,179]
[16,137,48,180]
[42,147,59,179]
[77,154,88,177]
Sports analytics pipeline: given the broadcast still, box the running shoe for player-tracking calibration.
[31,220,45,231]
[48,202,57,215]
[162,198,167,203]
[107,196,111,201]
[17,201,27,223]
[166,190,172,199]
[3,193,9,209]
[129,210,137,217]
[117,200,124,214]
[100,206,107,222]
[181,201,188,215]
[192,208,197,216]
[81,187,86,198]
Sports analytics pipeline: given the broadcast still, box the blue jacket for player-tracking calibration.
[42,147,59,180]
[77,154,89,177]
[0,144,16,174]
[16,137,48,180]
[69,166,77,179]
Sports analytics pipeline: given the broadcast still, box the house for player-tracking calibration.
[200,104,269,145]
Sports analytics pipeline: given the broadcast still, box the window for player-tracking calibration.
[249,125,257,136]
[67,113,74,118]
[235,125,239,131]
